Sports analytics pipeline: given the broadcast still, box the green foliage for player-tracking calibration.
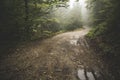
[0,0,69,41]
[87,22,107,39]
[64,21,82,31]
[86,0,120,78]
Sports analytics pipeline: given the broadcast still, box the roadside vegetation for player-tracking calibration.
[86,0,120,79]
[0,0,83,55]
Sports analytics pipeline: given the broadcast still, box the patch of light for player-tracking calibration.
[52,0,89,26]
[79,0,86,6]
[68,0,76,9]
[79,0,89,23]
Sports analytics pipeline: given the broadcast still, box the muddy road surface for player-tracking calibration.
[0,28,114,80]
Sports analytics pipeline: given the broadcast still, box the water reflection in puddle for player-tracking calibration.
[69,35,80,46]
[77,69,86,80]
[70,40,78,45]
[87,72,95,80]
[77,69,96,80]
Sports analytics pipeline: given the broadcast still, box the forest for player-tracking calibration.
[0,0,120,80]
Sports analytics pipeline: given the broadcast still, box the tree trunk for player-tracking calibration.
[34,0,37,8]
[24,0,29,21]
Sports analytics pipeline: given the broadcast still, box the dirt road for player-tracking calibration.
[0,28,113,80]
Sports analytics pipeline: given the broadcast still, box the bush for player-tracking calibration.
[86,22,107,39]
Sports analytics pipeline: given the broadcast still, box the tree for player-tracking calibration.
[0,0,69,41]
[87,0,120,79]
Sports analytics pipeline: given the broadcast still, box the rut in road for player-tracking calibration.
[0,28,113,80]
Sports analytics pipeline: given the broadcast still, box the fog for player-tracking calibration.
[51,0,89,27]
